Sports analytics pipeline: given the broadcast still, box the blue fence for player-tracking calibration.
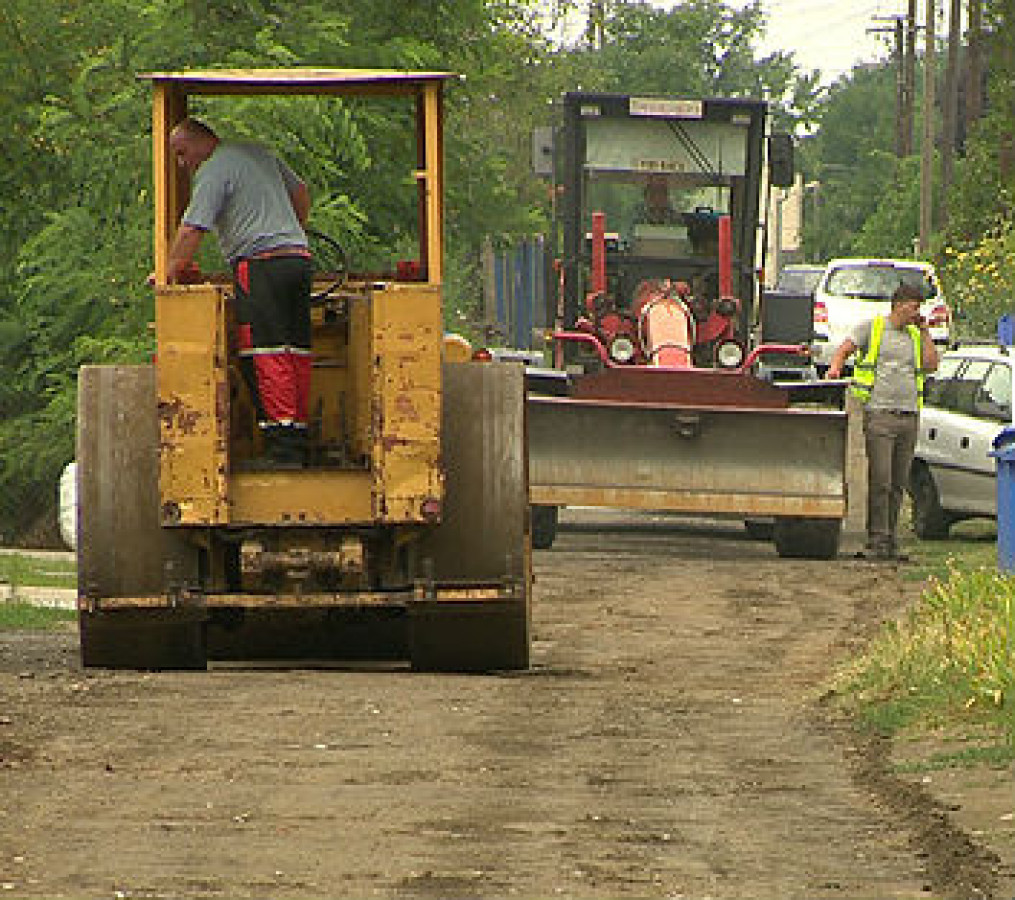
[484,237,549,351]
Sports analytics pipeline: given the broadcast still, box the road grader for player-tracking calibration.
[76,69,530,671]
[526,92,848,558]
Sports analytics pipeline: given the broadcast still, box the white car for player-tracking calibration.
[910,344,1013,538]
[810,258,951,371]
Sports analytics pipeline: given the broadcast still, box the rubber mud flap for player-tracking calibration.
[79,608,207,670]
[408,599,529,673]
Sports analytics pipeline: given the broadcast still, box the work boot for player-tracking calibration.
[266,426,308,467]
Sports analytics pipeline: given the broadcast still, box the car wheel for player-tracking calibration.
[909,463,951,540]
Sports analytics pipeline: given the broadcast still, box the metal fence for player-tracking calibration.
[482,237,550,351]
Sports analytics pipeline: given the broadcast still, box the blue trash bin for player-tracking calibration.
[989,426,1015,571]
[998,314,1015,347]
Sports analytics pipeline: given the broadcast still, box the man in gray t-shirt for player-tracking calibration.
[165,117,313,466]
[827,283,939,561]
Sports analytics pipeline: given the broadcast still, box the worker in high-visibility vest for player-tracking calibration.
[827,282,939,561]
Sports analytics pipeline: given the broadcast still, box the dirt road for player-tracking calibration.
[2,511,1013,899]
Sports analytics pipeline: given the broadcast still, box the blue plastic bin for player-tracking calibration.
[990,426,1015,571]
[998,314,1015,347]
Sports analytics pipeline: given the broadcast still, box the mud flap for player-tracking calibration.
[79,607,207,670]
[412,362,531,671]
[408,598,528,672]
[77,365,205,669]
[773,516,842,560]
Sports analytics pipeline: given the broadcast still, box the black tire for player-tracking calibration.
[531,505,559,550]
[743,518,775,541]
[909,463,952,540]
[773,517,841,560]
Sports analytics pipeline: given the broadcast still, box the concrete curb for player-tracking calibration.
[0,583,76,611]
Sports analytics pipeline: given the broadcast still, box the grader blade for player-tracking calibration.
[528,391,847,558]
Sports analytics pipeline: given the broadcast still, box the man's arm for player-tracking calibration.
[289,182,310,227]
[166,224,206,283]
[826,337,858,380]
[919,325,939,373]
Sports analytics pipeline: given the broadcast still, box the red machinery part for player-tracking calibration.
[718,215,733,298]
[641,298,693,367]
[590,211,607,297]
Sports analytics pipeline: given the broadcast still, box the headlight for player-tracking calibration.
[715,340,745,369]
[609,335,637,364]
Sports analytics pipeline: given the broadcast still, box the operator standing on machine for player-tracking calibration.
[165,117,312,466]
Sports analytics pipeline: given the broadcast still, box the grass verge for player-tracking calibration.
[833,519,1015,764]
[0,552,76,630]
[0,554,76,589]
[0,602,76,629]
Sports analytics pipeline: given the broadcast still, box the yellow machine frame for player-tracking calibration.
[76,69,531,671]
[142,69,451,528]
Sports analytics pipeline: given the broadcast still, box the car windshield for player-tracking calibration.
[824,264,937,301]
[777,268,823,294]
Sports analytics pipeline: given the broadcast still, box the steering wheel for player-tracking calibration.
[306,228,348,304]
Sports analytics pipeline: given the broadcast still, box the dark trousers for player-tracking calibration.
[863,408,919,552]
[233,255,312,431]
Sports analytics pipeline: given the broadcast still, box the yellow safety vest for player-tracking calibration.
[851,315,924,408]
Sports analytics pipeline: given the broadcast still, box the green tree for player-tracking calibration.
[798,61,902,261]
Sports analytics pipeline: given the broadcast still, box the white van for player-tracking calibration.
[810,258,951,371]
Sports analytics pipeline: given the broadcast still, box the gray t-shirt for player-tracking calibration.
[850,317,919,412]
[182,141,307,265]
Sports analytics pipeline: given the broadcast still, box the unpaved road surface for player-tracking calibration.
[2,511,1014,899]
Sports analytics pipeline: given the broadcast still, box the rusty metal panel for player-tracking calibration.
[348,295,373,461]
[571,367,793,409]
[528,397,847,518]
[156,285,230,525]
[370,283,443,521]
[229,470,374,524]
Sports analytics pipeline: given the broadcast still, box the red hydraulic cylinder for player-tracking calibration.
[590,211,607,296]
[718,214,733,298]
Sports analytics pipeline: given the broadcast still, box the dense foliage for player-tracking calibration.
[797,1,1015,339]
[10,0,1014,543]
[0,0,823,543]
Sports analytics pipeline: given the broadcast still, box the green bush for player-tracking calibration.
[836,561,1015,746]
[939,220,1015,339]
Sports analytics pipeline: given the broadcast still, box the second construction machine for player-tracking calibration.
[528,92,847,557]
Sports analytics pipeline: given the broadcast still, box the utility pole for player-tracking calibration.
[919,0,936,254]
[869,15,907,156]
[940,0,962,222]
[965,0,983,129]
[895,16,906,157]
[585,0,605,49]
[904,0,918,156]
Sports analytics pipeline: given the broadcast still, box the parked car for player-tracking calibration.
[774,263,824,296]
[810,258,951,372]
[910,344,1013,538]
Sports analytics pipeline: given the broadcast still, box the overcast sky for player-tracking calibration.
[553,1,919,86]
[732,0,899,84]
